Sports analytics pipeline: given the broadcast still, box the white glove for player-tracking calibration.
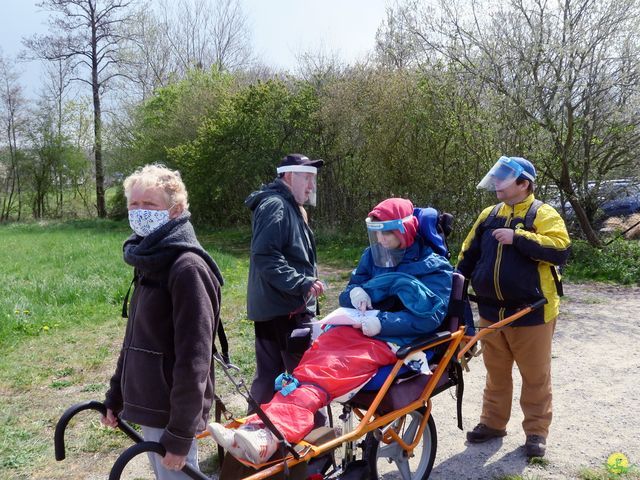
[361,316,382,337]
[349,287,372,311]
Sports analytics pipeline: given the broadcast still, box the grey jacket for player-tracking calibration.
[245,179,318,321]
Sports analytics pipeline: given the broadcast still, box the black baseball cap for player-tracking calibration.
[276,153,324,174]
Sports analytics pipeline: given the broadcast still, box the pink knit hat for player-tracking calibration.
[368,198,418,249]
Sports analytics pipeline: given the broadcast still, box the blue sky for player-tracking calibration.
[0,0,391,98]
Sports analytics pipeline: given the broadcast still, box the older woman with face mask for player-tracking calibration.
[101,164,224,479]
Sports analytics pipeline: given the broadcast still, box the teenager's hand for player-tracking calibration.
[492,228,515,245]
[350,287,372,312]
[361,316,382,337]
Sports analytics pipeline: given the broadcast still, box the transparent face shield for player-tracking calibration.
[277,166,318,207]
[477,156,525,191]
[288,172,317,206]
[366,215,412,267]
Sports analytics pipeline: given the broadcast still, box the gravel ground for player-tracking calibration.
[428,281,640,479]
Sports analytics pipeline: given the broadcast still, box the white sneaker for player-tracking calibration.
[207,423,244,458]
[234,427,279,464]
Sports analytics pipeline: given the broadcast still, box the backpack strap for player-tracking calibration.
[550,266,564,297]
[482,198,543,232]
[480,202,504,231]
[478,199,563,298]
[121,275,137,318]
[523,199,543,231]
[214,320,230,364]
[522,199,564,297]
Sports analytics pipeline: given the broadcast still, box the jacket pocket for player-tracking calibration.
[122,347,171,413]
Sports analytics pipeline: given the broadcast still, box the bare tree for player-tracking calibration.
[40,59,82,214]
[400,0,640,245]
[158,0,253,74]
[0,53,26,221]
[43,59,74,139]
[24,0,138,217]
[295,47,346,88]
[122,6,175,99]
[375,4,420,70]
[120,0,253,101]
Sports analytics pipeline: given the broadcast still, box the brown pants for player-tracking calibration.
[479,318,556,438]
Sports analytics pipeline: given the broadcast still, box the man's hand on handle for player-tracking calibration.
[100,408,118,428]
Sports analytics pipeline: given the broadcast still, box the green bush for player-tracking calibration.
[565,239,640,284]
[107,185,128,220]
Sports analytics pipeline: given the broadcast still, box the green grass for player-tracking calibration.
[579,466,640,479]
[0,219,360,478]
[0,220,131,348]
[0,220,252,479]
[527,457,550,468]
[565,239,640,284]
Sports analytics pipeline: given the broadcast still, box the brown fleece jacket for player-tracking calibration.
[105,251,221,455]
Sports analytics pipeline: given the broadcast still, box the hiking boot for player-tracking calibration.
[234,427,278,464]
[207,423,245,458]
[466,423,507,443]
[525,434,546,458]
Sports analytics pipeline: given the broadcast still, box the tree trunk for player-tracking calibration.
[567,197,601,247]
[92,29,106,218]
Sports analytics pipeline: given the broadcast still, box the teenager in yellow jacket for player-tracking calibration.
[457,156,571,458]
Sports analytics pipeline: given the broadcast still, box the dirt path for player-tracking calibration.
[429,281,640,479]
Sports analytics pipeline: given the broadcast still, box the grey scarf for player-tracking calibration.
[123,211,224,286]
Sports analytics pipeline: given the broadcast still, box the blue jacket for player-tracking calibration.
[339,239,453,347]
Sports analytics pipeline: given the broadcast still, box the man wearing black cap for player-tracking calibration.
[244,153,325,412]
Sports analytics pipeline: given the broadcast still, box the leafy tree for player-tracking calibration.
[313,66,492,233]
[23,102,87,218]
[113,68,237,171]
[170,79,321,224]
[397,0,640,245]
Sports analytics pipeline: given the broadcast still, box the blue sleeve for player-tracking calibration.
[377,263,452,337]
[378,309,444,337]
[338,248,374,307]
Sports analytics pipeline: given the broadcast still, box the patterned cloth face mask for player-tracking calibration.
[128,209,171,237]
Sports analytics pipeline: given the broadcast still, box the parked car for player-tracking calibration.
[601,193,640,217]
[545,179,640,221]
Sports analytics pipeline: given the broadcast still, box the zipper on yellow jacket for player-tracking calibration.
[493,207,514,321]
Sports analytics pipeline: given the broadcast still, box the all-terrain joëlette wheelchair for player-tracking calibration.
[54,271,546,480]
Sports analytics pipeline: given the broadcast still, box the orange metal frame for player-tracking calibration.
[200,328,466,480]
[196,303,541,480]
